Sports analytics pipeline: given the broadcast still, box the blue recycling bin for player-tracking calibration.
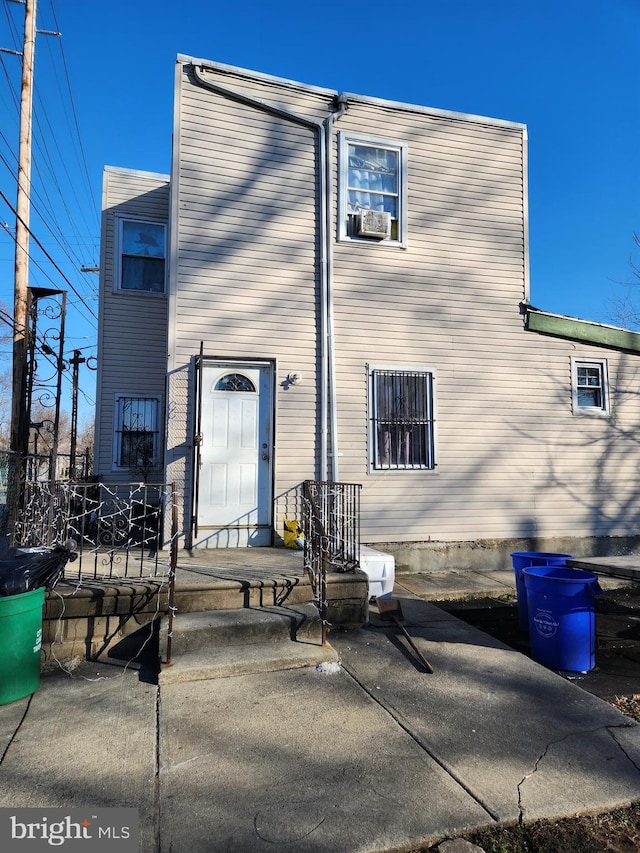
[511,552,573,631]
[523,565,602,672]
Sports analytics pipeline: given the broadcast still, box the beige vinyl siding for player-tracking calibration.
[167,63,323,518]
[339,338,640,542]
[328,100,640,544]
[332,102,527,533]
[94,167,169,482]
[166,59,640,548]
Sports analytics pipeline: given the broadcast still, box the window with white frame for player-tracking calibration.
[118,219,166,293]
[113,396,161,470]
[571,358,610,415]
[370,368,436,470]
[339,133,407,245]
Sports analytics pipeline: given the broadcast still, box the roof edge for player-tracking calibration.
[177,55,337,99]
[104,165,170,182]
[340,90,526,130]
[525,306,640,353]
[176,54,526,131]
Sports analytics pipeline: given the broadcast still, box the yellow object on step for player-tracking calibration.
[283,517,305,549]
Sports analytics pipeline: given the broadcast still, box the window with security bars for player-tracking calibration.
[371,369,436,470]
[114,396,161,470]
[571,358,609,415]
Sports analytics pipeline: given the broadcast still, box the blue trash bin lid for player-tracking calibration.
[523,565,603,595]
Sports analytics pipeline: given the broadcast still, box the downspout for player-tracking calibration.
[191,65,345,482]
[323,95,348,481]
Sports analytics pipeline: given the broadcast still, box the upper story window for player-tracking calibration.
[338,133,407,246]
[113,395,162,471]
[571,358,610,415]
[118,219,166,294]
[370,367,436,471]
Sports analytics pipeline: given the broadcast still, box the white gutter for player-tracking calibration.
[191,64,344,481]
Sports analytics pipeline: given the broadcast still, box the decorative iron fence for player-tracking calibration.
[0,449,12,539]
[13,480,178,581]
[302,480,361,645]
[25,449,93,482]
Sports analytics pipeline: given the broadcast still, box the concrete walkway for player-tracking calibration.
[1,568,639,853]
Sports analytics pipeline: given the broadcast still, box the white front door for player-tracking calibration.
[197,361,273,547]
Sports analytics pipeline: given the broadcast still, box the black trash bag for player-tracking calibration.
[0,544,77,597]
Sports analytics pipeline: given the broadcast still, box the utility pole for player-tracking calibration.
[69,348,85,477]
[10,0,37,484]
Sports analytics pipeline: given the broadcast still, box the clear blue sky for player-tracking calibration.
[1,0,639,419]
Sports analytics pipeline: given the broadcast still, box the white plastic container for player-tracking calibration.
[359,546,395,599]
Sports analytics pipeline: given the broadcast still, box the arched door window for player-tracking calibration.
[213,373,256,393]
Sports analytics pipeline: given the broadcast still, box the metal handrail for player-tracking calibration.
[165,484,179,666]
[303,480,361,646]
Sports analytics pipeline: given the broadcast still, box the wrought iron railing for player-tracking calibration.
[12,479,180,667]
[13,480,178,581]
[0,449,12,540]
[302,480,361,645]
[25,449,93,482]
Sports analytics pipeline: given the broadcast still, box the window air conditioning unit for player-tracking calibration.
[355,209,391,238]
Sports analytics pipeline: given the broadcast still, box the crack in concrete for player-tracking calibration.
[608,723,640,773]
[154,686,161,853]
[516,739,552,825]
[253,811,326,844]
[516,721,639,825]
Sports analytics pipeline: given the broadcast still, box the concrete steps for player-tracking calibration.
[158,603,338,685]
[42,558,368,673]
[170,576,311,613]
[170,569,369,622]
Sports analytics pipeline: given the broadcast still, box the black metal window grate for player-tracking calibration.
[372,369,436,470]
[115,397,159,469]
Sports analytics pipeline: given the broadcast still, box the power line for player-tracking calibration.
[0,141,98,307]
[0,303,95,408]
[1,219,87,315]
[48,0,99,226]
[32,74,97,264]
[0,0,97,482]
[1,0,100,308]
[0,187,97,321]
[1,0,21,55]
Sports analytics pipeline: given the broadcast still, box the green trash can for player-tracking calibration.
[0,587,45,705]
